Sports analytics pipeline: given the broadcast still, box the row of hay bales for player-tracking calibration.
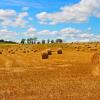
[41,48,62,59]
[41,48,100,64]
[1,44,46,55]
[0,46,39,55]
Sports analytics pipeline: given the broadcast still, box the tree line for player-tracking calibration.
[21,37,63,44]
[0,39,17,44]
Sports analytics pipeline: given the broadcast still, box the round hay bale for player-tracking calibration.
[34,50,38,52]
[0,51,2,54]
[23,51,26,53]
[8,51,10,53]
[90,49,97,52]
[47,49,52,55]
[27,50,29,53]
[91,53,100,64]
[57,48,62,54]
[92,66,100,76]
[11,52,15,54]
[41,51,48,59]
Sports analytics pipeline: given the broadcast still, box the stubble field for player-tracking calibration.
[0,42,100,100]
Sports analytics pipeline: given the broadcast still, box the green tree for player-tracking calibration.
[51,40,54,43]
[29,38,33,44]
[42,40,45,44]
[27,38,30,44]
[37,41,40,44]
[21,39,26,44]
[33,37,37,44]
[47,39,50,44]
[56,39,63,43]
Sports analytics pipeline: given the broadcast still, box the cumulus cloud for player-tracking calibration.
[22,7,29,11]
[22,27,100,42]
[0,9,16,21]
[0,27,100,42]
[0,9,29,28]
[0,29,17,41]
[60,28,81,35]
[36,0,100,24]
[38,30,58,35]
[59,28,100,42]
[23,27,37,37]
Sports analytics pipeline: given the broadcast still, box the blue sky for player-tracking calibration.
[0,0,100,42]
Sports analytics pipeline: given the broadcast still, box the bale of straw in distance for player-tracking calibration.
[47,49,52,55]
[91,53,100,64]
[0,51,2,54]
[27,50,29,53]
[11,52,15,54]
[90,49,97,52]
[57,48,62,54]
[41,51,48,59]
[23,51,26,53]
[34,50,38,52]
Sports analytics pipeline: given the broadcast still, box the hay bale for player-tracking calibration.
[23,51,26,53]
[34,50,38,52]
[76,49,80,51]
[47,49,52,55]
[8,51,11,53]
[0,51,2,54]
[11,52,15,54]
[92,53,100,64]
[57,48,62,54]
[88,46,91,48]
[27,50,29,53]
[90,49,97,52]
[92,66,100,76]
[41,51,48,59]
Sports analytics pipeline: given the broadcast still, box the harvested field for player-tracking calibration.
[0,43,100,100]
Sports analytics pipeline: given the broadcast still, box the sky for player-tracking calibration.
[0,0,100,42]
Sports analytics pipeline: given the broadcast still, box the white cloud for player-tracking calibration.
[27,27,37,32]
[22,27,100,42]
[22,7,29,11]
[60,28,81,35]
[78,33,93,38]
[36,0,100,24]
[59,27,100,42]
[0,9,16,20]
[0,9,29,28]
[0,29,17,41]
[24,27,37,37]
[0,27,100,42]
[59,28,93,40]
[38,30,58,35]
[12,12,28,27]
